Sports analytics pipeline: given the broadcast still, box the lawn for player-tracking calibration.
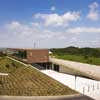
[54,54,100,65]
[0,57,77,96]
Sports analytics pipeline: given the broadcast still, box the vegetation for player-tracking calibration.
[0,52,6,57]
[0,57,24,73]
[13,50,27,59]
[0,57,77,96]
[51,46,100,65]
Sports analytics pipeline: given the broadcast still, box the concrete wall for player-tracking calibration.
[0,94,94,100]
[50,58,100,80]
[59,65,89,78]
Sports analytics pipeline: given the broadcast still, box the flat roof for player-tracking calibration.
[7,48,48,51]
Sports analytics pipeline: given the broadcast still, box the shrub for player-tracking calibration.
[0,81,2,84]
[5,64,10,68]
[11,62,17,68]
[84,55,89,59]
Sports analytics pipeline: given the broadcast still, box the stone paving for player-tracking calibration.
[41,70,100,100]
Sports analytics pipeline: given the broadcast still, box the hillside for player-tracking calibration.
[51,47,100,65]
[0,57,77,96]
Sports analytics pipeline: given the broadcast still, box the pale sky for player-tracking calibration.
[0,0,100,48]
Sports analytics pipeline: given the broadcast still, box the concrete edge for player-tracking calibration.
[50,58,100,81]
[0,94,94,100]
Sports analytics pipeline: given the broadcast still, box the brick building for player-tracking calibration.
[27,49,49,63]
[7,48,49,63]
[7,48,60,71]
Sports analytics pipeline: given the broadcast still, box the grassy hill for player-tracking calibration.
[0,57,77,96]
[51,47,100,65]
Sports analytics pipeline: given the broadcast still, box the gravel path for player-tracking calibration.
[50,58,100,80]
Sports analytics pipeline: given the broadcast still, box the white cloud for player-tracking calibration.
[3,21,60,40]
[87,11,99,21]
[87,2,99,21]
[34,11,80,27]
[51,6,56,11]
[1,20,100,48]
[6,21,35,37]
[4,22,100,41]
[66,27,100,34]
[89,2,99,10]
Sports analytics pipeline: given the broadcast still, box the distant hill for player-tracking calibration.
[0,48,6,51]
[50,47,100,65]
[51,46,100,58]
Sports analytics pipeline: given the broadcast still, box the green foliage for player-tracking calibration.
[5,64,10,68]
[51,47,100,65]
[0,57,24,73]
[51,46,100,58]
[0,52,6,57]
[84,55,89,59]
[14,51,27,59]
[0,80,2,84]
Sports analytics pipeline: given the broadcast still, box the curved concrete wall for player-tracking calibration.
[0,94,94,100]
[50,58,100,80]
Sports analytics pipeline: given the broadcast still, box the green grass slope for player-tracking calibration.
[55,54,100,65]
[51,47,100,65]
[0,57,77,96]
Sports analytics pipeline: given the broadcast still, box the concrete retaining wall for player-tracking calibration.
[0,94,94,100]
[59,65,91,79]
[50,58,100,80]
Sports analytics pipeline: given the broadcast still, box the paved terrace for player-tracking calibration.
[41,70,100,100]
[49,57,100,81]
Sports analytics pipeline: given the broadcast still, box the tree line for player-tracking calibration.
[51,46,100,58]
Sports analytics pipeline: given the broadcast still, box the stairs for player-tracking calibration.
[32,63,45,70]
